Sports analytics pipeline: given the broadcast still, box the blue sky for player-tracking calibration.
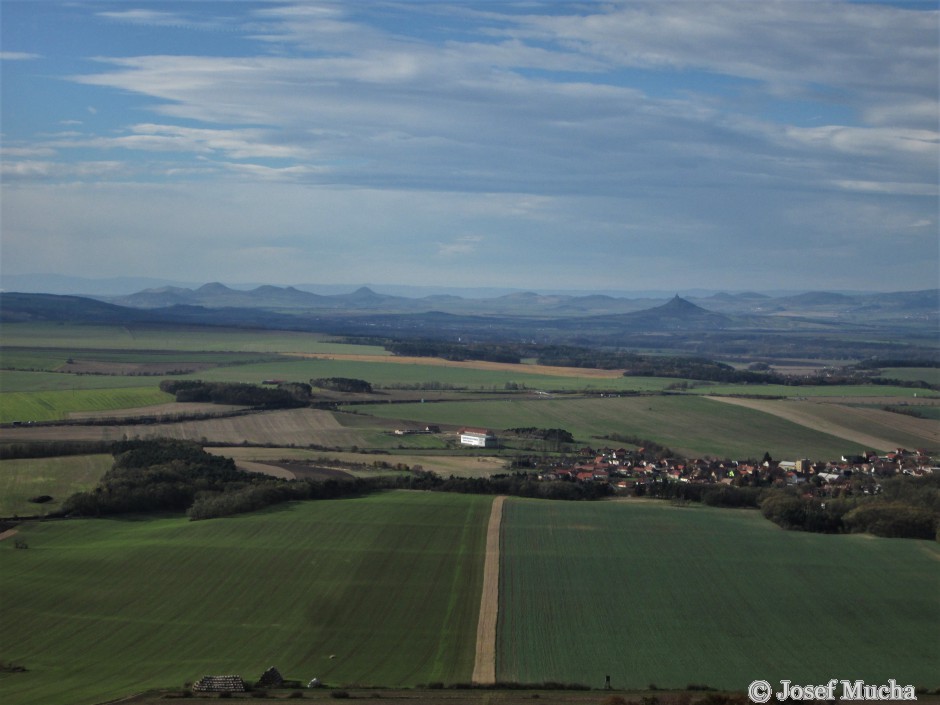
[1,0,937,293]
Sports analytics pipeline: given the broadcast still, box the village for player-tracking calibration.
[440,427,937,499]
[536,445,937,497]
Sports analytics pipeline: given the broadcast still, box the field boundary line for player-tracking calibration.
[472,495,504,685]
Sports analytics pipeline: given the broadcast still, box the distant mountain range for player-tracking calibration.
[1,285,936,359]
[89,281,938,322]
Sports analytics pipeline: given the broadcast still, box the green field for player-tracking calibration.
[0,455,112,516]
[349,395,875,459]
[497,499,940,690]
[687,382,938,398]
[879,367,940,385]
[0,370,162,393]
[0,388,174,423]
[0,492,491,705]
[178,358,677,392]
[0,323,389,355]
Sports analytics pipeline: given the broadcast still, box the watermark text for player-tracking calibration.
[748,679,917,702]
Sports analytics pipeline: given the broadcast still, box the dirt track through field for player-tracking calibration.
[472,495,504,685]
[711,396,938,450]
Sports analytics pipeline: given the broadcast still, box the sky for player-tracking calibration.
[1,0,938,294]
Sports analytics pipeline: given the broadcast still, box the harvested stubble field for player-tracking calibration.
[213,446,512,479]
[0,492,492,705]
[66,401,249,420]
[497,499,940,691]
[0,408,371,447]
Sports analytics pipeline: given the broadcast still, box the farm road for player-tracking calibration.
[472,495,505,685]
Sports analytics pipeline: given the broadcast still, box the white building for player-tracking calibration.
[459,428,497,448]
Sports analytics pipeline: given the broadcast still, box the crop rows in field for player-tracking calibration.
[497,499,940,690]
[0,388,174,423]
[0,492,492,705]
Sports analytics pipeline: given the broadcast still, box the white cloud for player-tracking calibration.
[437,235,484,257]
[0,160,126,180]
[97,10,185,25]
[832,180,939,197]
[3,1,937,291]
[0,52,41,61]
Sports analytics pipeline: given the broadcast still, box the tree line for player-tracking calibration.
[385,340,522,363]
[58,440,613,522]
[640,474,939,541]
[159,380,311,408]
[50,440,938,539]
[376,339,938,389]
[311,377,373,393]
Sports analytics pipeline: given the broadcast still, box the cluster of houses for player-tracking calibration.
[534,446,936,492]
[393,424,936,492]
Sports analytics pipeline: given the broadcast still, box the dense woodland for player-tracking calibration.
[158,380,311,408]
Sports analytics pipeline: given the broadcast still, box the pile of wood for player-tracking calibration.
[192,675,246,693]
[257,666,284,688]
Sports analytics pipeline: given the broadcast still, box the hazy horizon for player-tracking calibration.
[2,1,938,293]
[3,271,937,301]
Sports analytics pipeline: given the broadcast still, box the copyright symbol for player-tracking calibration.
[748,680,772,704]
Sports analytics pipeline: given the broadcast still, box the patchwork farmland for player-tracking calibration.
[3,494,937,705]
[2,321,938,704]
